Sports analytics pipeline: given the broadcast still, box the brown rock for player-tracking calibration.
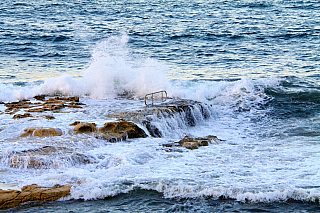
[100,132,124,142]
[69,121,81,126]
[12,113,33,119]
[74,122,97,133]
[33,95,45,101]
[178,135,222,150]
[99,120,147,142]
[45,98,65,104]
[68,96,79,102]
[5,108,19,114]
[164,135,225,150]
[0,189,20,209]
[51,104,65,110]
[42,103,65,111]
[19,128,36,137]
[20,128,62,137]
[46,96,80,103]
[33,128,62,137]
[4,96,85,115]
[181,142,200,150]
[4,96,86,115]
[67,104,82,108]
[39,115,55,120]
[0,184,72,210]
[55,96,80,102]
[26,108,44,113]
[5,100,31,111]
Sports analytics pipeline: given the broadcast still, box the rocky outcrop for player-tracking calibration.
[0,184,71,210]
[106,99,213,137]
[20,128,63,137]
[12,113,33,119]
[4,96,84,116]
[164,135,225,150]
[99,120,147,142]
[12,113,55,120]
[71,120,147,141]
[74,122,97,133]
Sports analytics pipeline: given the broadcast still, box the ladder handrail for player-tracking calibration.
[144,90,167,106]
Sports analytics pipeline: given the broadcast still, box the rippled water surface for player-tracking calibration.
[1,0,319,82]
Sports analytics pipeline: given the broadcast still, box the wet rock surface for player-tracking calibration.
[12,113,33,119]
[98,120,147,142]
[1,97,224,210]
[0,184,72,210]
[7,97,220,148]
[107,99,212,137]
[5,146,96,169]
[107,99,209,121]
[4,96,84,118]
[74,122,97,134]
[20,128,63,137]
[163,135,225,150]
[71,120,148,142]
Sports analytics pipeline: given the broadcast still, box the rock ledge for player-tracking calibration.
[0,184,71,210]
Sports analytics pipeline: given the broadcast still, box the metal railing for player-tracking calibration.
[144,90,167,106]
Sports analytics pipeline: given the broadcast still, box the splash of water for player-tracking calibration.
[0,34,171,101]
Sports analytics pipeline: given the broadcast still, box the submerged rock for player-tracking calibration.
[99,120,147,142]
[20,128,63,137]
[12,113,32,119]
[6,146,96,169]
[39,115,55,120]
[164,135,225,150]
[0,184,71,210]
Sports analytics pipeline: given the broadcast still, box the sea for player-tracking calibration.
[1,0,320,212]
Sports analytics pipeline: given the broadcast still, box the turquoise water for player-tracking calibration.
[1,0,320,212]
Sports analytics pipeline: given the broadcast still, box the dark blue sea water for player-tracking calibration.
[1,0,320,212]
[1,0,319,83]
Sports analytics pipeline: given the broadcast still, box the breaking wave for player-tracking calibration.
[0,34,170,102]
